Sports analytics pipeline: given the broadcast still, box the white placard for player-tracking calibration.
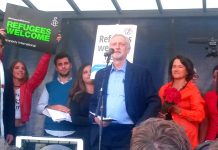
[91,24,137,79]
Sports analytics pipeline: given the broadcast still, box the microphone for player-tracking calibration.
[104,48,114,57]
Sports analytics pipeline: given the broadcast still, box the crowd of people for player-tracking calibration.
[0,28,217,150]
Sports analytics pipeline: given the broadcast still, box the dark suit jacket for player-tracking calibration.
[2,67,15,137]
[90,61,161,125]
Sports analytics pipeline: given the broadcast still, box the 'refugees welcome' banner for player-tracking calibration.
[3,3,61,53]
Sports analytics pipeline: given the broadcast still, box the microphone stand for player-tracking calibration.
[95,54,111,150]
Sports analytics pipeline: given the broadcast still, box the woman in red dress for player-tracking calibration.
[159,55,205,149]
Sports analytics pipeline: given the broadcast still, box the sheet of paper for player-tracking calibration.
[43,108,72,122]
[89,111,115,121]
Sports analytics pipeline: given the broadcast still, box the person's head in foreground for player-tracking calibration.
[130,118,191,150]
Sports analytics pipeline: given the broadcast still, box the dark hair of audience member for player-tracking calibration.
[130,118,192,150]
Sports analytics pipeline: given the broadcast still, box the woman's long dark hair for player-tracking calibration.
[168,55,194,82]
[10,60,29,83]
[212,64,218,94]
[69,63,91,101]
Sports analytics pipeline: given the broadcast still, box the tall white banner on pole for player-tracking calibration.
[91,24,137,79]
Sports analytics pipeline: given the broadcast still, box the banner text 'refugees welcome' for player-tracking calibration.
[6,20,51,42]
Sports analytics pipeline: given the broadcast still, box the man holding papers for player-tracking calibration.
[37,52,74,137]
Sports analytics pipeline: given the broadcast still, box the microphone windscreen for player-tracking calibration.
[104,48,114,57]
[109,48,114,54]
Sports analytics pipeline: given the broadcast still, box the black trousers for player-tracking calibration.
[90,124,134,150]
[70,126,91,150]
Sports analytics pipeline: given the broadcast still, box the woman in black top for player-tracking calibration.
[69,64,94,150]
